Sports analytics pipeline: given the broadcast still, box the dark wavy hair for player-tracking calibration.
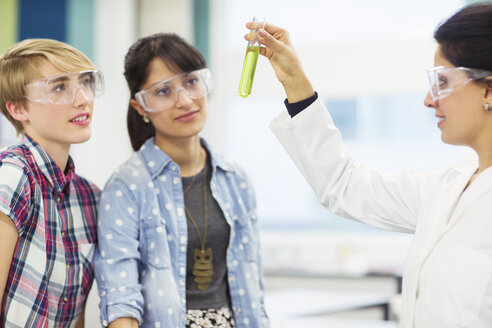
[434,2,492,72]
[124,33,206,151]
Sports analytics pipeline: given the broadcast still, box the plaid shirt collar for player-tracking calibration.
[23,135,76,194]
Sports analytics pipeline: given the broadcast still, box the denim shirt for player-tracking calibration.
[94,138,268,328]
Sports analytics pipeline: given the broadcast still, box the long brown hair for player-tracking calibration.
[124,33,206,151]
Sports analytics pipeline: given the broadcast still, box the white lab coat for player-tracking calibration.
[269,99,492,328]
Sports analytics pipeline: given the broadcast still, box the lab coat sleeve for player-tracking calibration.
[270,99,426,233]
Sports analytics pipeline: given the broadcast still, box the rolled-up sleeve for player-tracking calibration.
[0,158,32,235]
[94,177,144,326]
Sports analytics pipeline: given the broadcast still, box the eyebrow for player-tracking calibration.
[48,76,70,83]
[146,72,195,90]
[79,72,92,80]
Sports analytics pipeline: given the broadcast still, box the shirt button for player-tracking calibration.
[63,297,68,302]
[61,231,65,237]
[56,196,61,202]
[66,264,70,270]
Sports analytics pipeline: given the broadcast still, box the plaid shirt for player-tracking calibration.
[0,136,100,328]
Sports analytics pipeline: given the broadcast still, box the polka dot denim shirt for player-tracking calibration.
[94,138,269,328]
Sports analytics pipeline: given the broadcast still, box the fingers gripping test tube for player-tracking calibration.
[238,17,265,98]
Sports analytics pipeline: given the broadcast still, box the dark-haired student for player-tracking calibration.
[94,33,268,328]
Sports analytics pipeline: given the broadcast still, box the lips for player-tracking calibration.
[70,114,89,122]
[175,111,198,122]
[436,114,445,127]
[69,113,91,126]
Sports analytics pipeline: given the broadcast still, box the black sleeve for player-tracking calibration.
[284,92,318,117]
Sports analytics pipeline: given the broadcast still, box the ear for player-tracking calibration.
[5,101,29,123]
[130,98,149,118]
[484,76,492,90]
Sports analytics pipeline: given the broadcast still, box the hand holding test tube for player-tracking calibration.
[244,20,315,103]
[238,16,265,98]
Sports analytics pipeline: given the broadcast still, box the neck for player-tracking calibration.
[472,134,492,175]
[30,136,71,172]
[154,135,205,177]
[477,154,492,175]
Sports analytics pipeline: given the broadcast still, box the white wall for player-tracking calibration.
[139,0,192,39]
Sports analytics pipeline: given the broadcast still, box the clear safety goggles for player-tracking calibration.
[427,66,492,101]
[25,70,104,105]
[135,68,213,112]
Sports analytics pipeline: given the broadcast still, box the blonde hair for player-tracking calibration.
[0,39,96,134]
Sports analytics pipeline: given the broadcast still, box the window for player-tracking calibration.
[218,0,468,231]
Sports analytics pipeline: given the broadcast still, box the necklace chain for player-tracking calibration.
[184,166,208,250]
[184,160,214,290]
[182,148,204,195]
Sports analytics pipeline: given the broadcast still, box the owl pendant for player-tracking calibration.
[192,247,214,290]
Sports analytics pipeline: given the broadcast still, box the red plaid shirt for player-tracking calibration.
[0,136,100,327]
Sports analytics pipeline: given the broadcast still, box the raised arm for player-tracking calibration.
[257,22,424,232]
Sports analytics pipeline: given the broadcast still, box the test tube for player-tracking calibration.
[238,16,265,98]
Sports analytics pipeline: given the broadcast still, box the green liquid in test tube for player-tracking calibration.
[238,16,265,98]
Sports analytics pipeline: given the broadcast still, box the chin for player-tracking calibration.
[440,134,463,146]
[70,132,92,144]
[441,135,453,145]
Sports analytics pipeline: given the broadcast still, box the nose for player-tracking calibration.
[175,88,193,108]
[72,87,91,106]
[424,91,436,109]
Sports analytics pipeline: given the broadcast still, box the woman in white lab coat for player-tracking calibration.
[247,3,492,328]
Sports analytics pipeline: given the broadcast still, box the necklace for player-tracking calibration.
[182,148,204,195]
[184,163,214,290]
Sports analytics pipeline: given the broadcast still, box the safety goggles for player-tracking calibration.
[427,66,492,101]
[25,70,104,105]
[135,68,213,112]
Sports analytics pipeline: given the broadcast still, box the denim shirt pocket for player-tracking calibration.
[234,210,258,262]
[141,215,171,269]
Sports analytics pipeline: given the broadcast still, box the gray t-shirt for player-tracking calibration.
[182,154,231,310]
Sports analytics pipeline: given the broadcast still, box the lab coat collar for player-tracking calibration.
[447,164,492,228]
[416,161,478,268]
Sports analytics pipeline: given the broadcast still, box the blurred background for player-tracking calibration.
[0,0,483,326]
